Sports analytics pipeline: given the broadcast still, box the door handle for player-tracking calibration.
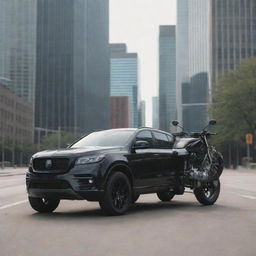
[153,153,160,156]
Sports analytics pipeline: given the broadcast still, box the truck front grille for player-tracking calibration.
[33,158,70,173]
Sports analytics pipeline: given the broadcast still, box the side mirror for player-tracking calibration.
[172,120,179,126]
[133,140,150,150]
[209,119,216,125]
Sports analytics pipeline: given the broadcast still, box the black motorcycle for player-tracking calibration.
[172,119,224,205]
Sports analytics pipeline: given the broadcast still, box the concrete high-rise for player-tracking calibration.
[110,96,129,128]
[0,83,34,144]
[176,0,256,132]
[159,25,176,132]
[110,44,138,128]
[0,0,37,104]
[35,0,110,134]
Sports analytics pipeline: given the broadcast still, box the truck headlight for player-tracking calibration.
[76,155,105,165]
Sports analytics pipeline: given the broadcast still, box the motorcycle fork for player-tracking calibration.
[202,136,212,165]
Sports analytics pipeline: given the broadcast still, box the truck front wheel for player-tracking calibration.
[99,172,131,215]
[28,197,60,213]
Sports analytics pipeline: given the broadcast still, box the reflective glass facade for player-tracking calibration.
[159,25,176,132]
[212,0,256,84]
[35,0,110,134]
[177,0,256,132]
[176,0,211,132]
[0,0,36,104]
[152,96,159,129]
[110,44,138,128]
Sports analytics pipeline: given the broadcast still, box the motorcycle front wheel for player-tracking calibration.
[194,179,220,205]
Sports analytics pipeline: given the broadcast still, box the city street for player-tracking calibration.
[0,169,255,256]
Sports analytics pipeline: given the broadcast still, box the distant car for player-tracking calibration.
[26,127,222,215]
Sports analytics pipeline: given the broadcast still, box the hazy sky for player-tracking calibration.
[110,0,176,126]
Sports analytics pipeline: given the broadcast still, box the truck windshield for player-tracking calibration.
[71,130,135,147]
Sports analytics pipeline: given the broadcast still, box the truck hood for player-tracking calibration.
[32,146,124,158]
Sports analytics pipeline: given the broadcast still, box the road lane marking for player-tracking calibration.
[241,195,256,200]
[0,200,28,210]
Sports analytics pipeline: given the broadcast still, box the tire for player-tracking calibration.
[99,172,131,215]
[157,191,175,202]
[28,197,60,213]
[194,179,220,205]
[131,193,140,203]
[209,150,224,180]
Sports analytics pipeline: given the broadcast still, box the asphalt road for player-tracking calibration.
[0,169,255,256]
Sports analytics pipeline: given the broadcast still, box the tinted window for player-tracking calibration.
[153,131,171,149]
[71,130,135,147]
[136,130,153,147]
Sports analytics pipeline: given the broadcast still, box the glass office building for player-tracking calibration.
[152,96,159,129]
[176,0,212,132]
[110,44,138,128]
[211,0,256,84]
[176,0,256,132]
[0,0,37,105]
[35,0,110,134]
[159,25,176,132]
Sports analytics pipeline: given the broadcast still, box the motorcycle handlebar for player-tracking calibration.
[172,132,189,137]
[190,132,217,137]
[172,131,217,138]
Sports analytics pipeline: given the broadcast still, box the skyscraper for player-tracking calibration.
[152,96,159,129]
[110,44,138,128]
[211,0,256,84]
[176,0,256,132]
[110,96,129,128]
[35,0,110,134]
[138,101,146,127]
[0,0,37,104]
[159,25,176,132]
[0,83,34,144]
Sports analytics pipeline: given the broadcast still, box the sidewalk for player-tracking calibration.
[0,167,27,177]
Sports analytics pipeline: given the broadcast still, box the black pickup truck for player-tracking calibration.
[26,127,222,215]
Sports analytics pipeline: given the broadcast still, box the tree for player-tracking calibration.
[211,57,256,163]
[40,131,82,150]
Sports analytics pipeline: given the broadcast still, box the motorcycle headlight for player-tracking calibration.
[76,155,105,165]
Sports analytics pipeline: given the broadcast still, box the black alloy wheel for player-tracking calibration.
[28,197,60,213]
[194,179,220,205]
[99,172,131,215]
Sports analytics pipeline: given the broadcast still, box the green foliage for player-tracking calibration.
[0,131,83,166]
[211,57,256,147]
[40,131,82,150]
[0,137,14,151]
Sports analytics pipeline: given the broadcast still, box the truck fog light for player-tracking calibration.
[89,179,93,184]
